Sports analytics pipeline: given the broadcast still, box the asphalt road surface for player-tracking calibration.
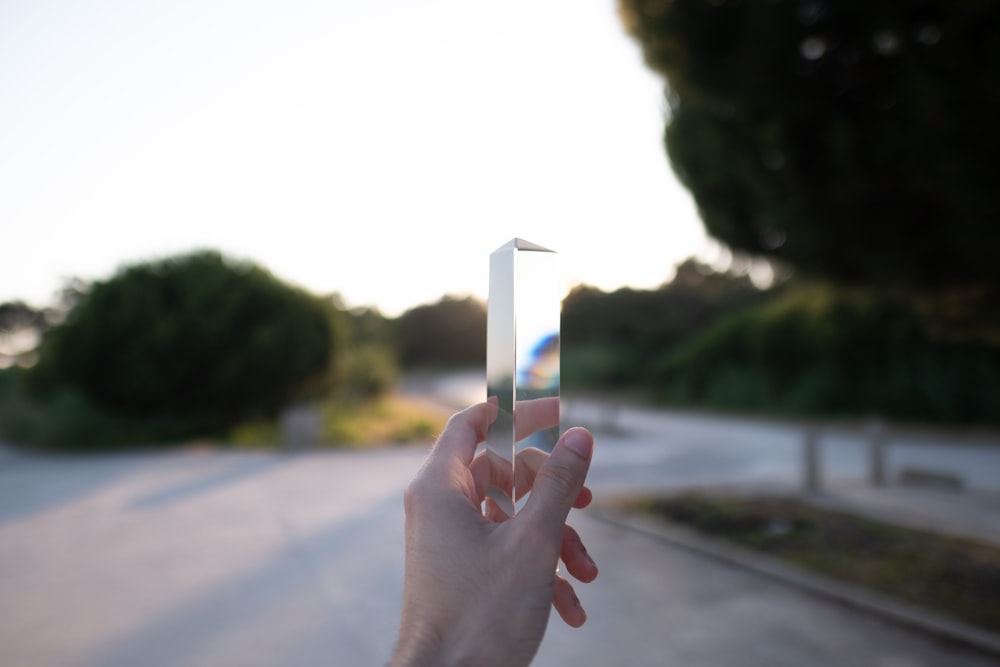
[405,370,1000,495]
[2,440,998,667]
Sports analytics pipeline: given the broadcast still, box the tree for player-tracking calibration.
[34,250,338,435]
[652,285,1000,423]
[0,301,48,367]
[395,296,487,369]
[618,0,1000,321]
[336,304,399,398]
[560,257,773,386]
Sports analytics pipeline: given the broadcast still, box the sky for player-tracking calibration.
[1,0,713,317]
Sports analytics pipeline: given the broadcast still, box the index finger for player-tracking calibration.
[427,401,497,468]
[514,396,559,441]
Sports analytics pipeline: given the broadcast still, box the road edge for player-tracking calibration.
[590,507,1000,660]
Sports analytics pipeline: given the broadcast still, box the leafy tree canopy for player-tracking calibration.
[395,296,486,369]
[34,250,338,435]
[618,0,1000,303]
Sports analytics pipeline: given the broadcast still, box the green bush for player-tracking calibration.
[395,296,486,369]
[30,250,339,443]
[338,343,398,399]
[0,366,193,450]
[560,259,777,389]
[653,286,1000,424]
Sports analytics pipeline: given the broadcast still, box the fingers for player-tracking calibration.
[512,447,548,496]
[472,442,592,520]
[573,485,593,510]
[552,523,598,628]
[513,397,559,441]
[513,447,593,509]
[520,427,594,535]
[427,402,496,468]
[560,524,598,584]
[483,496,511,523]
[470,448,514,501]
[426,397,564,478]
[552,574,587,628]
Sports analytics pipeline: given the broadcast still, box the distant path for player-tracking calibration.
[397,368,487,412]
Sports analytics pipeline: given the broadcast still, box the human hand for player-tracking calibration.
[390,400,597,667]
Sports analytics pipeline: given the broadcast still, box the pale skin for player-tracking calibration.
[390,398,598,667]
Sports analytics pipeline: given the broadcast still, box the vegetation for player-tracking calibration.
[561,258,773,389]
[5,244,1000,451]
[634,492,1000,632]
[0,251,343,448]
[336,304,399,399]
[0,301,49,368]
[652,285,1000,424]
[394,295,486,370]
[0,251,461,451]
[318,395,444,447]
[29,250,337,442]
[546,0,1000,425]
[228,394,446,449]
[617,0,1000,338]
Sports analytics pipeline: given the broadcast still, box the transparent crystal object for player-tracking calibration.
[485,238,561,517]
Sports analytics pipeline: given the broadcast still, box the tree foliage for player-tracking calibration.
[34,250,338,435]
[561,258,773,386]
[0,301,47,333]
[0,301,49,366]
[336,305,399,398]
[653,285,1000,423]
[395,296,487,369]
[618,0,1000,300]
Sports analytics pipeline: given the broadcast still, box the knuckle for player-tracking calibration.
[538,459,579,498]
[402,477,427,516]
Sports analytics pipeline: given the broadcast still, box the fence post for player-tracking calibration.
[804,426,821,494]
[280,404,320,451]
[867,418,887,487]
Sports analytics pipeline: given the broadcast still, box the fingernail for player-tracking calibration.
[563,429,593,459]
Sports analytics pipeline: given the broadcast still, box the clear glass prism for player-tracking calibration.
[486,238,561,516]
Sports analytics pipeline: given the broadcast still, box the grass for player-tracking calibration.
[320,394,446,447]
[228,394,448,449]
[631,493,1000,633]
[0,368,446,451]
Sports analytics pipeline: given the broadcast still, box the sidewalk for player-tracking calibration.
[587,477,1000,661]
[538,509,1000,667]
[617,475,1000,548]
[806,480,1000,547]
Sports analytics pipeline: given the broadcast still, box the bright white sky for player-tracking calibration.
[1,0,712,317]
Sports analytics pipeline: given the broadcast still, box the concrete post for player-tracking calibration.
[280,404,321,451]
[804,426,821,494]
[867,418,887,487]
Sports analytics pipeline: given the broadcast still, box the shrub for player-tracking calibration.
[31,250,339,442]
[653,286,1000,424]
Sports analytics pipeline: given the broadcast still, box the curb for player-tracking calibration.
[591,508,1000,660]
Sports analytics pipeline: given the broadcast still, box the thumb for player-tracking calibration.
[521,427,594,534]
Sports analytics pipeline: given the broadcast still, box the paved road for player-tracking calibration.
[1,444,998,667]
[405,369,1000,495]
[404,371,1000,546]
[572,398,1000,494]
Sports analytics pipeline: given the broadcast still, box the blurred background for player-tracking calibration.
[2,1,1000,666]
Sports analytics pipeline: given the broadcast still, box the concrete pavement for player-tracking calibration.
[1,442,998,667]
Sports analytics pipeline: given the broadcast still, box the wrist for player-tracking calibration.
[389,613,505,667]
[388,631,473,667]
